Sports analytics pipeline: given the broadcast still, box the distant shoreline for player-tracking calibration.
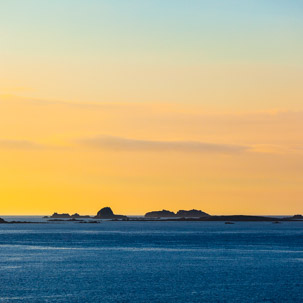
[1,207,302,224]
[1,214,303,224]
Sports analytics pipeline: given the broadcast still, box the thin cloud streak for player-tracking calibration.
[0,139,43,150]
[0,94,144,110]
[80,136,249,153]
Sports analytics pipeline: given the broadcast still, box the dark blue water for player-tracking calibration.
[0,217,303,302]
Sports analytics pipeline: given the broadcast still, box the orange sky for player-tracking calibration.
[0,1,302,215]
[0,95,302,215]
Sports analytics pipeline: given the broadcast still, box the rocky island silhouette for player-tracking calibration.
[40,208,303,223]
[1,208,303,224]
[145,209,210,218]
[95,207,127,219]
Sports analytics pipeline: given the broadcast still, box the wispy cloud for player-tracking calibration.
[80,136,249,153]
[0,140,43,150]
[0,94,140,110]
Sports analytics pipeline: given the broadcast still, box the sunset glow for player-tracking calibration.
[1,0,302,215]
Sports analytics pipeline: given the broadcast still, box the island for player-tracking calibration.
[45,212,91,219]
[144,209,210,218]
[145,210,176,218]
[177,209,210,217]
[1,209,303,224]
[0,217,7,224]
[40,207,303,222]
[0,217,40,224]
[291,214,303,220]
[95,207,127,220]
[44,207,127,221]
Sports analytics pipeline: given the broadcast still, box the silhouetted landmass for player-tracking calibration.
[44,207,127,220]
[143,210,303,221]
[41,209,303,223]
[46,212,91,219]
[145,210,176,218]
[290,214,303,220]
[0,217,41,224]
[51,213,70,219]
[0,217,7,224]
[71,213,91,218]
[145,209,210,218]
[134,215,296,222]
[95,207,127,219]
[49,213,70,218]
[177,209,210,217]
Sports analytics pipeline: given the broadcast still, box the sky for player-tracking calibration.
[0,0,302,215]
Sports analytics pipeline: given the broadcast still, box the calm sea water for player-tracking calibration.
[0,217,303,303]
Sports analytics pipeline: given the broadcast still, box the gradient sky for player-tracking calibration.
[0,1,302,215]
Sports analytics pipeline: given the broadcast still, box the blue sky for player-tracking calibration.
[1,0,302,63]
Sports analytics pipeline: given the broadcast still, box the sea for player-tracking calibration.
[0,217,302,302]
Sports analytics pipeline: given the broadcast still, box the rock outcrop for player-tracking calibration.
[145,209,210,218]
[95,207,127,219]
[50,212,71,218]
[0,218,33,224]
[47,212,91,219]
[71,213,91,218]
[176,209,210,217]
[0,217,7,224]
[145,210,176,218]
[290,214,303,220]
